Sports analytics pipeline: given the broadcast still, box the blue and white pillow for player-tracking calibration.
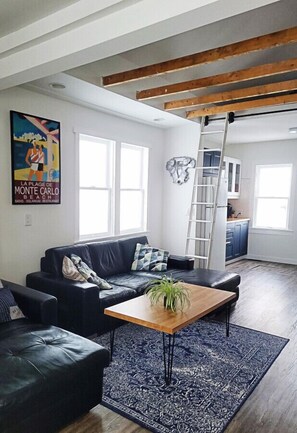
[131,243,169,272]
[0,282,25,323]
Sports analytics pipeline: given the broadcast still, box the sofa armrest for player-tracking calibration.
[167,255,194,270]
[2,279,58,325]
[26,272,100,336]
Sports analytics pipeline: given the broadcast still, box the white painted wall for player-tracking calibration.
[161,122,200,254]
[0,87,165,283]
[227,139,297,264]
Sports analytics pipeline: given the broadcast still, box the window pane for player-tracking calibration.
[228,163,233,192]
[120,191,142,231]
[121,144,143,189]
[80,190,109,235]
[79,135,113,188]
[235,164,240,192]
[255,198,288,229]
[258,166,291,197]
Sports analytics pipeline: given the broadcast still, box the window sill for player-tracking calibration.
[75,230,150,244]
[249,227,293,236]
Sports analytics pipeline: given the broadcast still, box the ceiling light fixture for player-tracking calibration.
[49,82,66,90]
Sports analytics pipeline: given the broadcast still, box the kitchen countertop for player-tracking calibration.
[227,217,250,222]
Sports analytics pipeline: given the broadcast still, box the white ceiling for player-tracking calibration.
[0,0,79,38]
[2,0,297,143]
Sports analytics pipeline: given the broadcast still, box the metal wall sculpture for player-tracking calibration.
[166,156,196,185]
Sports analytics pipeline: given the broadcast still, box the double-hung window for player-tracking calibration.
[78,134,148,240]
[120,143,148,233]
[79,134,114,239]
[253,164,293,230]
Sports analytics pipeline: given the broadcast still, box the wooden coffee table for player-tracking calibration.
[104,283,236,385]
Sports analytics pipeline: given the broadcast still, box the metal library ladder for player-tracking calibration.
[185,112,232,269]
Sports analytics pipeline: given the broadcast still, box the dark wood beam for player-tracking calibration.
[102,26,297,86]
[186,93,297,118]
[164,79,297,111]
[136,58,297,100]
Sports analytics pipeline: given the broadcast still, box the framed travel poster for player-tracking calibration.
[10,111,61,204]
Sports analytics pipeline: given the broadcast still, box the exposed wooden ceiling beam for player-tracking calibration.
[102,26,297,86]
[136,58,297,100]
[164,79,297,111]
[186,93,297,119]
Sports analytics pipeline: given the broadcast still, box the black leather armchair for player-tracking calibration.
[0,280,109,433]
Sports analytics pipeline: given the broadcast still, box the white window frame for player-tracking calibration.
[119,142,148,235]
[77,133,149,241]
[253,163,293,231]
[78,133,115,240]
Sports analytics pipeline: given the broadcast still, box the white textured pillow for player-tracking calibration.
[62,256,86,282]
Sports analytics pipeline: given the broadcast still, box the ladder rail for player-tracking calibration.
[207,114,229,267]
[185,112,230,268]
[185,116,206,255]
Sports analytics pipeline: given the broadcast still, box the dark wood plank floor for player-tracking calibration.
[60,260,297,433]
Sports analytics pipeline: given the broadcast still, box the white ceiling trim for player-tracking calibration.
[0,0,123,55]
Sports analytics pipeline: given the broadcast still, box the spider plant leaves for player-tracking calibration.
[145,276,190,312]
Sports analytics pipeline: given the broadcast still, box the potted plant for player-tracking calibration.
[145,276,190,312]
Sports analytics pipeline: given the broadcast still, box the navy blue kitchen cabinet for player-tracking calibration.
[226,219,249,261]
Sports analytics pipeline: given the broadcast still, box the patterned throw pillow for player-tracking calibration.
[131,243,169,272]
[62,256,86,282]
[0,285,25,323]
[70,254,112,290]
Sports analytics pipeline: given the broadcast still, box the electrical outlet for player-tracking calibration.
[24,214,32,226]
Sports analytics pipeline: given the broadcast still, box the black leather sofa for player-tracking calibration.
[0,280,109,433]
[26,236,240,337]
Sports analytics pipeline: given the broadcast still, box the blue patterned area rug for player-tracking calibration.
[94,320,288,433]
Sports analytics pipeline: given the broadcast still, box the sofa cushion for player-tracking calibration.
[98,284,136,312]
[118,236,149,271]
[107,271,163,294]
[131,243,169,272]
[45,244,93,277]
[0,319,109,431]
[88,241,127,277]
[166,268,240,294]
[0,286,25,323]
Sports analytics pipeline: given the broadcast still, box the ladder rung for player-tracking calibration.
[196,166,220,170]
[192,202,214,205]
[198,148,222,152]
[201,130,224,135]
[193,184,216,187]
[187,237,210,241]
[185,254,208,260]
[189,219,212,223]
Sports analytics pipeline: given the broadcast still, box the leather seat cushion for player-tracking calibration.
[166,268,240,293]
[0,319,109,424]
[106,272,163,294]
[99,285,136,311]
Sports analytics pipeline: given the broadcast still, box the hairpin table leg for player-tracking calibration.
[109,329,115,362]
[162,333,175,385]
[226,303,231,337]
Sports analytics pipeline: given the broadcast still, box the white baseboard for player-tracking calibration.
[246,254,297,265]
